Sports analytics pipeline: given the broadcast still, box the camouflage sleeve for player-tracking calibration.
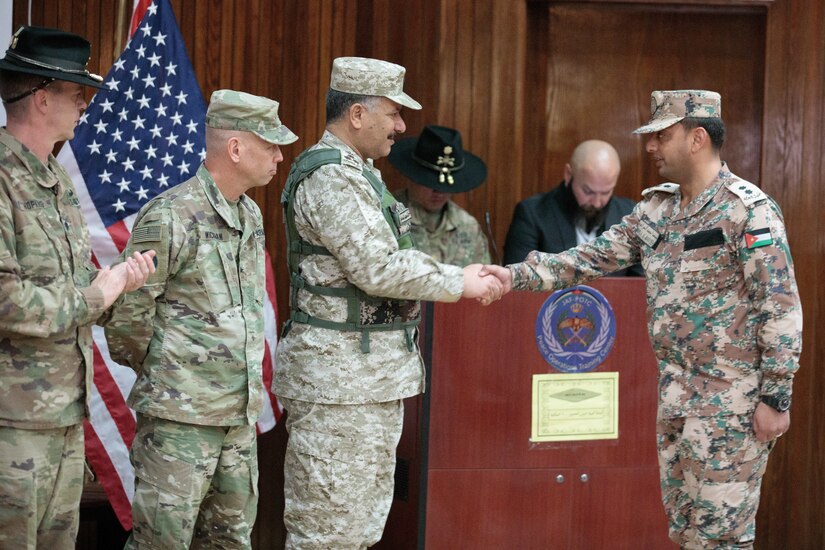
[738,199,802,397]
[103,203,184,369]
[295,164,464,301]
[0,186,104,338]
[471,221,492,265]
[508,207,643,291]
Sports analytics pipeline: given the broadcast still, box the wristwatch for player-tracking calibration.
[761,394,791,412]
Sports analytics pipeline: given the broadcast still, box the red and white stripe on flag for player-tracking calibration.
[56,0,282,530]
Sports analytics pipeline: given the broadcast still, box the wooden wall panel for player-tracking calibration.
[523,3,765,213]
[758,0,825,547]
[8,0,824,548]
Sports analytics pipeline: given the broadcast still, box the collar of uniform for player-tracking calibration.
[319,129,370,171]
[670,164,729,221]
[195,163,244,231]
[0,127,59,190]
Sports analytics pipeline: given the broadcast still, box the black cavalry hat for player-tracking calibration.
[0,26,104,89]
[388,125,487,193]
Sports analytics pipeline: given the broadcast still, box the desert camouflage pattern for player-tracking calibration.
[329,56,422,110]
[394,188,491,266]
[510,163,801,418]
[280,397,402,550]
[205,89,298,145]
[0,128,105,429]
[633,89,722,134]
[125,414,258,549]
[0,424,84,549]
[105,164,266,426]
[274,130,464,405]
[658,415,770,549]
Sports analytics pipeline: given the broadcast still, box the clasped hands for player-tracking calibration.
[93,250,157,308]
[462,264,514,306]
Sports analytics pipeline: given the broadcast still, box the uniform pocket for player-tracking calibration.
[0,472,33,545]
[196,242,240,313]
[131,445,195,548]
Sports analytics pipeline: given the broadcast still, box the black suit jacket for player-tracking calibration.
[503,181,643,276]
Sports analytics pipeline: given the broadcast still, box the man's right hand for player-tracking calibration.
[478,264,513,295]
[462,264,503,305]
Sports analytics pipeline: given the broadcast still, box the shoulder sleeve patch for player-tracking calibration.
[726,180,766,207]
[641,182,679,198]
[131,223,164,243]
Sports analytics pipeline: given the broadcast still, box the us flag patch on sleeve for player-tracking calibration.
[744,228,772,249]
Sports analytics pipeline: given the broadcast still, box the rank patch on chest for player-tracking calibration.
[744,228,772,249]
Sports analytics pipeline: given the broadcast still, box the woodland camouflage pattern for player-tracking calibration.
[658,415,770,548]
[105,164,266,426]
[510,164,801,417]
[0,128,105,429]
[394,188,490,266]
[0,424,85,548]
[205,89,298,145]
[633,89,722,134]
[127,415,258,549]
[509,164,801,547]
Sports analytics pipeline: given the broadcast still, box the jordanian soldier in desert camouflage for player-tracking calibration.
[104,90,297,549]
[274,57,502,549]
[482,90,802,549]
[0,26,155,548]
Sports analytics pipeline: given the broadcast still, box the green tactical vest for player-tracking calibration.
[280,147,420,353]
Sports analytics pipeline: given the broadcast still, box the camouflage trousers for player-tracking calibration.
[279,397,404,550]
[0,423,84,550]
[657,415,772,550]
[125,414,259,549]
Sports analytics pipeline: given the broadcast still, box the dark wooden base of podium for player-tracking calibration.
[376,278,674,549]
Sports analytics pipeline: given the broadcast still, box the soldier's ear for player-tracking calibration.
[690,126,709,152]
[349,102,366,129]
[226,136,242,163]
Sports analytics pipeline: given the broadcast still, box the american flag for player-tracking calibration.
[56,0,282,530]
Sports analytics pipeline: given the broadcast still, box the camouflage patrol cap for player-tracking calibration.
[330,57,422,110]
[205,90,298,145]
[632,90,721,134]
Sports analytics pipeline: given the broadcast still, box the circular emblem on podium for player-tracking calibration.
[535,285,616,373]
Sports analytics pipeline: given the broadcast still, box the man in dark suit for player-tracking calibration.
[503,140,642,275]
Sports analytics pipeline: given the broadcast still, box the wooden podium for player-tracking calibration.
[377,278,674,550]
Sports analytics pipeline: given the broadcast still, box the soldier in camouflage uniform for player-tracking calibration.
[388,125,491,266]
[0,26,155,548]
[483,90,802,549]
[104,90,297,549]
[274,57,502,549]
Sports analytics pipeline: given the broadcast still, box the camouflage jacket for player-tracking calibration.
[0,129,106,429]
[394,188,490,267]
[274,130,464,404]
[105,165,265,426]
[509,164,802,418]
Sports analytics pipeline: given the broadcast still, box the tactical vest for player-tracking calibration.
[280,148,420,353]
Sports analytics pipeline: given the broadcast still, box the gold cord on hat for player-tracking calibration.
[412,145,464,185]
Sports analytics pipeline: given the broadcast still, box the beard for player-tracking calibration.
[562,178,608,233]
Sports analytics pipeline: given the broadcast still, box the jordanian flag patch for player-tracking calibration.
[744,227,772,249]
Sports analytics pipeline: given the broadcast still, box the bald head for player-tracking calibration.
[564,140,621,217]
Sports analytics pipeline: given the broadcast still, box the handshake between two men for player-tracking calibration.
[461,264,514,306]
